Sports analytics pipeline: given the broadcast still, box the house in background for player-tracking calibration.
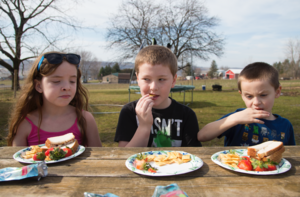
[225,69,243,79]
[216,70,226,79]
[118,73,131,83]
[102,73,118,83]
[102,73,132,83]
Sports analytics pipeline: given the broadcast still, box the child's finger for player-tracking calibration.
[254,118,265,124]
[253,109,269,115]
[141,99,154,112]
[145,101,154,113]
[137,97,153,113]
[136,95,148,104]
[254,112,270,120]
[136,95,150,108]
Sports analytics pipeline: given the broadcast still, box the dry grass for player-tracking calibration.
[1,79,300,147]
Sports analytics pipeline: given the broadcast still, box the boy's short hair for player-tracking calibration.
[135,45,177,76]
[238,62,280,91]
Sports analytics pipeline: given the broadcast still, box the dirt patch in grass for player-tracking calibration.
[281,91,300,96]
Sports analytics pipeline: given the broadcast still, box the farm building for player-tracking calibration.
[102,73,132,83]
[102,73,118,83]
[118,73,131,83]
[225,69,243,79]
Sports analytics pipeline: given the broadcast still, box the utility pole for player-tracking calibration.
[190,48,193,103]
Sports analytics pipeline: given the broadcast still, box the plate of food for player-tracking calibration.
[125,150,203,176]
[211,141,291,175]
[13,133,85,164]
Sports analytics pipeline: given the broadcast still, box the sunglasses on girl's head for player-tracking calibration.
[37,53,81,71]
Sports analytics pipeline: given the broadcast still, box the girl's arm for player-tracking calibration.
[12,119,31,146]
[83,111,102,147]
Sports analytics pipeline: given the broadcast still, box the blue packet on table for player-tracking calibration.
[152,183,188,197]
[0,161,48,182]
[84,192,119,197]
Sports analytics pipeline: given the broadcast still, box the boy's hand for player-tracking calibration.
[135,95,154,128]
[232,108,270,125]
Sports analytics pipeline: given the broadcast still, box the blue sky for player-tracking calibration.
[202,0,300,68]
[2,0,300,69]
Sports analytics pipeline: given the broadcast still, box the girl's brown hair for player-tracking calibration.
[7,51,89,146]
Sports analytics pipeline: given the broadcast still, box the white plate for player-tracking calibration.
[211,149,292,175]
[13,144,85,164]
[125,150,203,176]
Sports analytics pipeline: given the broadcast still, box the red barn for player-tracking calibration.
[225,69,243,79]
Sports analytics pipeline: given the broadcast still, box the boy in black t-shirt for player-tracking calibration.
[114,45,201,147]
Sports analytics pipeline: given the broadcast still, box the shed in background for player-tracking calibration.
[225,69,243,79]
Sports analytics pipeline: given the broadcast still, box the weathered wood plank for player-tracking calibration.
[0,176,299,197]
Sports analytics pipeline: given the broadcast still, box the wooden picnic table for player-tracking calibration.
[0,146,299,197]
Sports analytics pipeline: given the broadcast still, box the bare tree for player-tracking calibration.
[193,67,202,77]
[284,38,300,79]
[0,0,81,90]
[106,0,225,70]
[106,0,161,60]
[77,50,100,83]
[220,66,229,71]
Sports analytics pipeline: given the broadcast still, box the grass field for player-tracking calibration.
[1,79,299,147]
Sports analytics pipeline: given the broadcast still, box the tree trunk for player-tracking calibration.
[11,68,20,91]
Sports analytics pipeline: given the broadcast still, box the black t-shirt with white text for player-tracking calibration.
[114,98,202,147]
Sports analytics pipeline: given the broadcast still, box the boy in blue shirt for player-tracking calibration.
[197,62,295,146]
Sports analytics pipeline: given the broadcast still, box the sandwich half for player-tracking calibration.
[45,133,76,148]
[60,139,79,153]
[261,146,285,163]
[247,141,284,163]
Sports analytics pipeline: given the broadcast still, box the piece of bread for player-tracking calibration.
[45,133,76,148]
[40,139,79,156]
[60,139,79,153]
[261,146,285,163]
[40,146,49,151]
[250,147,285,163]
[247,141,273,157]
[257,141,283,158]
[247,141,285,163]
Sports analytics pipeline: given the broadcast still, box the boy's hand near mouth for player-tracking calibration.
[135,94,154,128]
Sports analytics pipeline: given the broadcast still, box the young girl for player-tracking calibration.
[7,52,102,147]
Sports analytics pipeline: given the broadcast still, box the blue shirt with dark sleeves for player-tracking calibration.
[218,108,296,146]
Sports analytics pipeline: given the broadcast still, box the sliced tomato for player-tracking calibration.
[133,159,146,170]
[254,166,266,171]
[45,147,54,156]
[240,156,251,162]
[266,164,277,171]
[148,168,157,173]
[33,152,46,161]
[237,160,253,171]
[63,147,73,157]
[33,154,40,161]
